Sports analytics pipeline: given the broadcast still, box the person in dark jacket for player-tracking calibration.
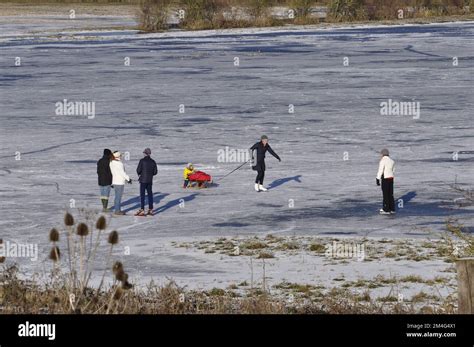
[135,148,158,216]
[97,149,113,211]
[250,135,281,192]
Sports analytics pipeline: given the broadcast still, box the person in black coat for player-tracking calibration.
[250,135,281,192]
[135,148,158,216]
[97,148,113,211]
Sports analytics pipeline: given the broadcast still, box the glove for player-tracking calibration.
[376,179,380,186]
[127,179,132,184]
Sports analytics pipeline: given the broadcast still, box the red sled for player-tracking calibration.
[188,171,212,183]
[187,171,212,188]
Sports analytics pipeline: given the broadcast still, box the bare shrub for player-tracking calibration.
[138,0,173,31]
[328,0,365,21]
[179,0,230,29]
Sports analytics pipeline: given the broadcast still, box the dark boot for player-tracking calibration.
[101,198,109,212]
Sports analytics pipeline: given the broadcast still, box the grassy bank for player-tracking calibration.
[0,212,472,314]
[0,264,458,314]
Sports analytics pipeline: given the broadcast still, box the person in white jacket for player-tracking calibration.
[110,151,131,215]
[376,148,395,215]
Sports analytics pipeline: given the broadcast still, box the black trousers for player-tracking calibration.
[140,183,153,210]
[381,179,395,212]
[255,169,265,185]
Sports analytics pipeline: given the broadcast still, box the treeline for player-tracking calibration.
[138,0,473,31]
[2,0,472,29]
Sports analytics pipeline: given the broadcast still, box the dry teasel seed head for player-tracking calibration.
[113,261,123,275]
[108,230,119,245]
[49,228,59,242]
[122,281,133,290]
[49,246,61,261]
[96,216,107,230]
[64,213,74,226]
[76,223,89,237]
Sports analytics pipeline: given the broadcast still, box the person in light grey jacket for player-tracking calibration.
[376,148,395,215]
[110,151,131,215]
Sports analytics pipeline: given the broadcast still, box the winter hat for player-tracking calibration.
[187,163,194,169]
[103,148,112,156]
[143,148,151,156]
[113,151,121,159]
[380,148,389,156]
[261,135,268,140]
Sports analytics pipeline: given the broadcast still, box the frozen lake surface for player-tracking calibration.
[0,20,473,290]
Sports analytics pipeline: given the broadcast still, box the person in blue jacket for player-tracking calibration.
[135,148,158,216]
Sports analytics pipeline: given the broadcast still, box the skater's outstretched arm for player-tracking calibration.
[267,145,281,161]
